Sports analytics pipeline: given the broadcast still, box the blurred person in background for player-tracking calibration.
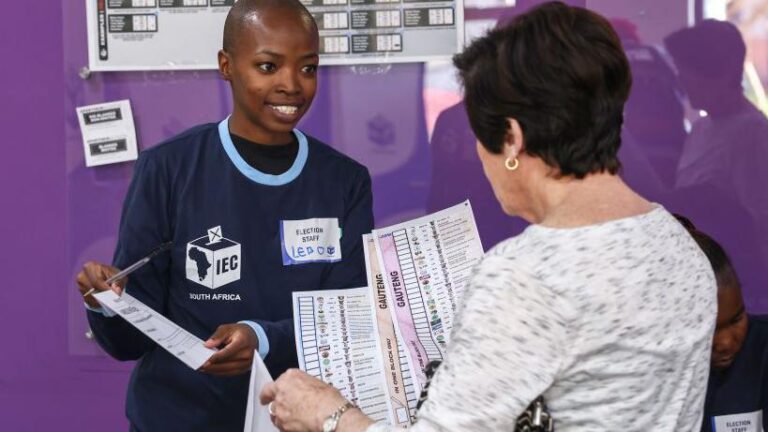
[665,20,768,265]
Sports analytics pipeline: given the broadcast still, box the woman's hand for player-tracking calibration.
[260,369,347,431]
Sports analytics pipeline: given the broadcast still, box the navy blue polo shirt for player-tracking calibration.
[87,118,373,432]
[701,315,768,432]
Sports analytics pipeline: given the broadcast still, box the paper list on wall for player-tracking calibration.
[293,288,391,423]
[93,290,216,370]
[373,200,484,386]
[364,234,418,427]
[88,0,463,70]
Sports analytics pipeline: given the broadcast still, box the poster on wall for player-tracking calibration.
[76,99,139,167]
[85,0,464,71]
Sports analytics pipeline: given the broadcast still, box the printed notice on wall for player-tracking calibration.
[76,99,138,167]
[86,0,463,70]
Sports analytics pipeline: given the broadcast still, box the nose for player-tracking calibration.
[713,331,738,356]
[277,68,300,95]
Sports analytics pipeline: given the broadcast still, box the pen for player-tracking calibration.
[83,241,173,298]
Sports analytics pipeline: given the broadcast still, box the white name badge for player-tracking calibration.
[281,218,342,265]
[712,410,763,432]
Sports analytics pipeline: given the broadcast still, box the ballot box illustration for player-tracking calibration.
[186,226,241,289]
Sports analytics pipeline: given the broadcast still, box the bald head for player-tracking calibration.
[223,0,318,53]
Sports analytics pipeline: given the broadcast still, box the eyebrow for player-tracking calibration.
[255,50,319,60]
[728,306,746,323]
[716,306,745,330]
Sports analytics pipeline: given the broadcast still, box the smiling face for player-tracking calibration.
[219,8,319,144]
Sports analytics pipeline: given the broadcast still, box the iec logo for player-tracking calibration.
[185,226,241,289]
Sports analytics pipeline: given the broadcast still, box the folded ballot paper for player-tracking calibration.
[93,290,216,370]
[243,350,279,432]
[291,201,484,427]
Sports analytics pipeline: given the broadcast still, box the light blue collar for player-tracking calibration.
[218,117,309,186]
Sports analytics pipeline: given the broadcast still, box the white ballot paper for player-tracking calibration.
[76,99,138,167]
[364,235,419,426]
[93,290,215,370]
[291,202,483,427]
[374,201,484,386]
[243,350,279,432]
[293,288,392,423]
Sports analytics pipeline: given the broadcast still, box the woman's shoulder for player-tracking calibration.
[486,228,538,256]
[479,206,688,278]
[483,224,572,264]
[474,232,544,285]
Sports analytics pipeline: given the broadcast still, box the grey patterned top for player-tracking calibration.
[368,206,716,431]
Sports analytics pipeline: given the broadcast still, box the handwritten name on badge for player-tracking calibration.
[281,218,342,265]
[712,410,763,432]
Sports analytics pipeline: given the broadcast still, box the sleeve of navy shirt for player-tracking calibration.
[253,165,374,373]
[86,152,172,361]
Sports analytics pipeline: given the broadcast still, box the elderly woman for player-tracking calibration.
[260,2,717,431]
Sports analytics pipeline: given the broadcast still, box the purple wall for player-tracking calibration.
[0,2,131,431]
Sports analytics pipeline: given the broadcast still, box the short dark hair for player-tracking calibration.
[664,19,745,88]
[223,0,317,53]
[673,214,741,291]
[453,1,631,178]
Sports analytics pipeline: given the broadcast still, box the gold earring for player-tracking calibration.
[504,157,519,171]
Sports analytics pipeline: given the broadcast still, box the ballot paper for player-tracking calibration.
[364,235,419,426]
[93,290,215,370]
[243,350,278,432]
[292,202,484,426]
[76,99,138,167]
[293,287,392,423]
[373,201,484,385]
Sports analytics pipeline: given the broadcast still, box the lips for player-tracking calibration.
[713,355,735,368]
[266,102,303,122]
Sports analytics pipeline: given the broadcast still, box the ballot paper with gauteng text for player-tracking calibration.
[292,201,484,426]
[373,201,484,386]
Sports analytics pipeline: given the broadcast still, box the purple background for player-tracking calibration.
[1,0,766,430]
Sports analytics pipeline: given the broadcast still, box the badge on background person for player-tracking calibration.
[711,410,763,432]
[281,218,342,265]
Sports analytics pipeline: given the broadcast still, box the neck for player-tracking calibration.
[229,111,292,145]
[705,93,750,120]
[523,172,652,228]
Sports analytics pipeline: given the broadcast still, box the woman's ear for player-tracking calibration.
[503,118,525,159]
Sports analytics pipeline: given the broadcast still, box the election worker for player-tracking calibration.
[259,3,717,431]
[74,0,373,430]
[676,216,768,432]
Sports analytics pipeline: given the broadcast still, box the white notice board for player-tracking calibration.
[86,0,464,71]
